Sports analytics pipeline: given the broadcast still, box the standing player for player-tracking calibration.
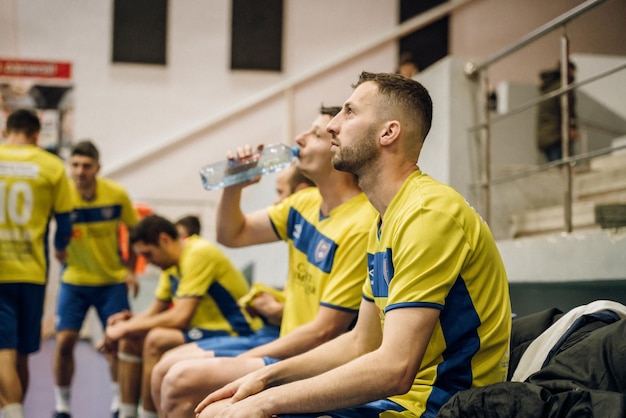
[0,109,73,418]
[52,140,140,418]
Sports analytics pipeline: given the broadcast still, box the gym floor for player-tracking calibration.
[25,338,112,418]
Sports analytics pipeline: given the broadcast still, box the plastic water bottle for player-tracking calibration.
[200,144,299,190]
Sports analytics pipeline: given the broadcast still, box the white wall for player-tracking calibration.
[0,0,399,286]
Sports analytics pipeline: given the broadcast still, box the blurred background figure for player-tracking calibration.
[396,51,419,79]
[536,61,578,162]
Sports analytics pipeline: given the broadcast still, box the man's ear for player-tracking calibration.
[158,231,171,247]
[380,120,401,146]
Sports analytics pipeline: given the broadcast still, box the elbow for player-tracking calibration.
[170,316,191,330]
[314,321,352,345]
[389,373,414,396]
[215,231,227,246]
[386,364,417,396]
[215,230,242,248]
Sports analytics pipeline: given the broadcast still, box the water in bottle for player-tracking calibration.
[200,143,299,190]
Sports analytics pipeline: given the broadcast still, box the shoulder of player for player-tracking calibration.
[95,177,132,197]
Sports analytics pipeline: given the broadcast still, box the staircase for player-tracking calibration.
[509,145,626,238]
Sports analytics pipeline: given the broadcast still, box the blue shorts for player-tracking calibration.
[279,399,406,418]
[0,283,46,354]
[55,282,130,331]
[195,325,280,357]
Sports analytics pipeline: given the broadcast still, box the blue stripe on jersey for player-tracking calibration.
[168,274,178,297]
[286,207,337,274]
[319,301,359,313]
[71,205,122,224]
[207,281,254,336]
[425,275,480,416]
[169,274,253,336]
[53,212,72,250]
[367,249,394,298]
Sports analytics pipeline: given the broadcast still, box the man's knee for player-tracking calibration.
[118,337,143,357]
[151,356,170,389]
[161,361,195,400]
[143,327,178,358]
[55,331,78,356]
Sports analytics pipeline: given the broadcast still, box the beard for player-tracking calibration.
[331,126,379,177]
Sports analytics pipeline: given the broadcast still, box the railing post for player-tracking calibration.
[560,30,573,233]
[479,69,491,224]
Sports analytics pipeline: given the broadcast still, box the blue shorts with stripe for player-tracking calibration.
[56,282,130,331]
[193,325,280,357]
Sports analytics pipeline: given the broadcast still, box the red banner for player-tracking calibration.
[0,59,72,79]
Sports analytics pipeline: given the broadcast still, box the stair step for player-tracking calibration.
[589,148,626,172]
[575,164,626,199]
[510,201,599,238]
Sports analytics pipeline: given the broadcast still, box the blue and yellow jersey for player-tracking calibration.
[363,170,511,417]
[62,177,140,286]
[268,187,376,337]
[154,235,261,335]
[0,144,73,284]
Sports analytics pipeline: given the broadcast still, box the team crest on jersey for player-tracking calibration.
[101,207,115,219]
[314,239,331,263]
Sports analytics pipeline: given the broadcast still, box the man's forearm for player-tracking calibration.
[252,330,360,385]
[216,187,246,246]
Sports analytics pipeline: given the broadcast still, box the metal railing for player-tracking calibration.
[464,0,621,232]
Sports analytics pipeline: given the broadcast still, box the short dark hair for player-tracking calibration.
[175,215,201,236]
[5,109,41,138]
[353,71,433,141]
[71,140,100,162]
[130,214,179,246]
[320,105,341,118]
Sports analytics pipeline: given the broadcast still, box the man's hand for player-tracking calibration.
[125,270,139,298]
[105,321,127,343]
[195,372,267,416]
[107,310,132,326]
[223,144,265,187]
[196,397,274,418]
[248,293,283,327]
